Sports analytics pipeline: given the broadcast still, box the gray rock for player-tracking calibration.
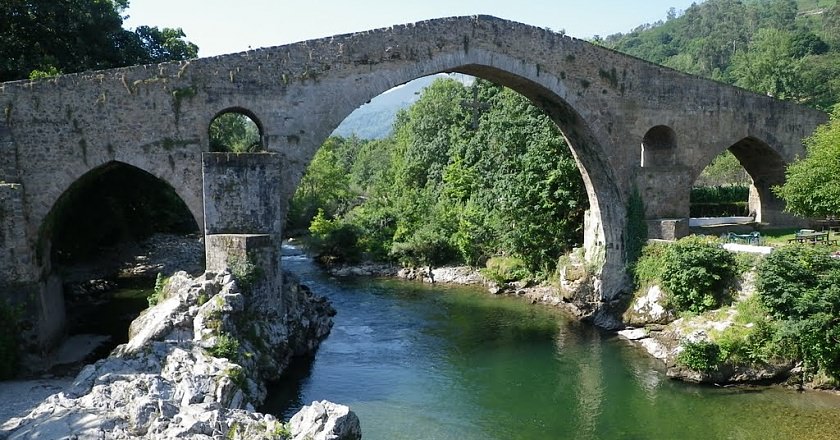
[290,400,362,440]
[3,270,352,440]
[623,285,674,326]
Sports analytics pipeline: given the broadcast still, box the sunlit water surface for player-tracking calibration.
[264,250,840,440]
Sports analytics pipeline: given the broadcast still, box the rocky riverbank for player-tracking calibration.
[616,270,795,385]
[326,261,594,321]
[1,268,360,439]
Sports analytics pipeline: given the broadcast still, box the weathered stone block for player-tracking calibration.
[647,218,689,241]
[202,153,283,235]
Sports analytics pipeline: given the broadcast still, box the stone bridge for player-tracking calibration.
[0,16,827,352]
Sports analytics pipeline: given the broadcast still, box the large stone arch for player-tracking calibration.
[689,136,800,226]
[30,159,202,351]
[35,159,204,264]
[256,47,631,311]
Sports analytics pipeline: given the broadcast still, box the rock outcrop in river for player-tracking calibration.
[2,269,360,440]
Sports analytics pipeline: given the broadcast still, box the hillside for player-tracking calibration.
[604,0,840,111]
[333,74,475,139]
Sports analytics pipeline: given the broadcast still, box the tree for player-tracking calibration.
[774,108,840,218]
[0,0,197,82]
[731,28,798,99]
[208,113,261,153]
[287,136,357,231]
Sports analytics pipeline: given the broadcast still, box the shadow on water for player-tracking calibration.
[260,355,318,416]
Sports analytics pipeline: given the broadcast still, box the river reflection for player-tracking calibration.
[263,250,840,440]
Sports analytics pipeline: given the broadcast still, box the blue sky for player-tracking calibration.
[123,0,700,57]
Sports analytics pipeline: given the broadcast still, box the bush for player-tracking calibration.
[208,333,240,360]
[482,256,530,283]
[677,340,724,372]
[661,236,737,314]
[690,185,750,217]
[389,224,456,268]
[690,185,749,204]
[632,241,669,287]
[308,209,361,264]
[229,256,264,292]
[756,245,840,378]
[148,273,168,307]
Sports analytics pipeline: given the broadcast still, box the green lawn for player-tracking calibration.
[759,227,840,249]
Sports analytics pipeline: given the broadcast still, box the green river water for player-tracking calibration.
[261,252,840,440]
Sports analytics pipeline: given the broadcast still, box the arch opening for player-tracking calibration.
[209,108,264,153]
[641,125,677,167]
[690,137,796,232]
[39,161,202,368]
[285,72,595,278]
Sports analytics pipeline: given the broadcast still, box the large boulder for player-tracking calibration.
[289,400,362,440]
[623,285,675,326]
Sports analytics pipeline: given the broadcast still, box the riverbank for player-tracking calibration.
[324,259,593,320]
[2,268,360,439]
[2,236,362,439]
[321,253,836,392]
[270,245,840,439]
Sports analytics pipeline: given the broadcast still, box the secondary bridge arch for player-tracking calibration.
[0,15,828,350]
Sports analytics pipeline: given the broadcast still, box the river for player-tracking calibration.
[264,250,840,439]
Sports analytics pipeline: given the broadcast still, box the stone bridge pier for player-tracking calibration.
[202,153,285,315]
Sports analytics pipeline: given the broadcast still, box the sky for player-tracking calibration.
[123,0,701,57]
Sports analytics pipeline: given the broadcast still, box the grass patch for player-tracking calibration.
[481,256,529,284]
[208,332,240,360]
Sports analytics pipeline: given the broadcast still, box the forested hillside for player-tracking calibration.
[605,0,840,111]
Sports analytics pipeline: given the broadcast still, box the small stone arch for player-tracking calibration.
[641,125,677,167]
[208,107,264,153]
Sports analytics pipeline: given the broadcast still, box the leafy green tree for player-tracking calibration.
[774,108,840,218]
[293,77,586,276]
[757,245,840,378]
[731,28,798,99]
[605,0,840,110]
[208,113,261,153]
[0,0,197,82]
[695,151,750,187]
[287,136,357,230]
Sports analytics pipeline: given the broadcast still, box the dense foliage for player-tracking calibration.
[773,108,840,218]
[290,78,587,276]
[209,113,262,153]
[0,0,197,81]
[756,245,840,378]
[605,0,840,110]
[634,236,737,313]
[690,185,750,217]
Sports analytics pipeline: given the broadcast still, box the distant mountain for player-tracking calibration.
[332,74,472,139]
